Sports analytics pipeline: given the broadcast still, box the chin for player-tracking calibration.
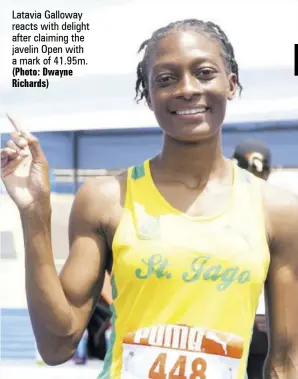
[167,122,219,143]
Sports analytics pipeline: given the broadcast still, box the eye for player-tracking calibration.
[196,68,216,79]
[155,74,176,86]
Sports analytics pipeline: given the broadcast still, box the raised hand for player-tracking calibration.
[1,115,51,212]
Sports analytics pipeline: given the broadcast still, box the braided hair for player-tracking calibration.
[135,19,243,103]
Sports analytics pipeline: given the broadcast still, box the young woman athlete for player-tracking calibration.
[1,19,298,379]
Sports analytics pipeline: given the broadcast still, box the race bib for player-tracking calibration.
[120,324,244,379]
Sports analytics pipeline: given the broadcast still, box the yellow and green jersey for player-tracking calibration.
[99,159,270,379]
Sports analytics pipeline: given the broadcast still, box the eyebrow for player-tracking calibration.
[151,56,221,74]
[151,62,179,73]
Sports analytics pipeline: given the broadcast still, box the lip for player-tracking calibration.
[171,107,210,119]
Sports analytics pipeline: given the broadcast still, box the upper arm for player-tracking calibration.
[264,185,298,365]
[59,178,116,337]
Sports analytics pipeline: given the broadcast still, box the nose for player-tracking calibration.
[174,73,202,100]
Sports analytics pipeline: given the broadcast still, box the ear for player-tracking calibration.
[227,73,237,100]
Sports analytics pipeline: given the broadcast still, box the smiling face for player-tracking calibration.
[145,30,237,142]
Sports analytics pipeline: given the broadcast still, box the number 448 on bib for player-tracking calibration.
[149,352,207,379]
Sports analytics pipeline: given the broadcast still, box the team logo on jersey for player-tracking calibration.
[134,203,161,240]
[138,217,160,239]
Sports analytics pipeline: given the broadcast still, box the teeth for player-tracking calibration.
[176,108,207,115]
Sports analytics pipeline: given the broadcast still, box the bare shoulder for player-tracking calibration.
[70,170,128,227]
[262,181,298,248]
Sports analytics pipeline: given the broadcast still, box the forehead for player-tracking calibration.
[147,30,223,70]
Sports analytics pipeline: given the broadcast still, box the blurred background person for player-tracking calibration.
[232,139,271,181]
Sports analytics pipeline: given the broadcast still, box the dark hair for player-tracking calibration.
[135,19,243,103]
[233,140,271,171]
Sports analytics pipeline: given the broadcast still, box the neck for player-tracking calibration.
[153,131,229,187]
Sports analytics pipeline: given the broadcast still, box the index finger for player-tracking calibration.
[6,113,20,133]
